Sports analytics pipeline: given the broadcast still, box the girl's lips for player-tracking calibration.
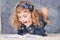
[24,21,27,23]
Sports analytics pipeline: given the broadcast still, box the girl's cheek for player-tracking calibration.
[19,18,21,21]
[26,17,30,20]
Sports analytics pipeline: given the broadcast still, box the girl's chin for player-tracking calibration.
[23,23,27,25]
[24,23,30,27]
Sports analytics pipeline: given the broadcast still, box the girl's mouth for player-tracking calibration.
[24,21,27,23]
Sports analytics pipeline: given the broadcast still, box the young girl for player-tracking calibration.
[10,1,50,36]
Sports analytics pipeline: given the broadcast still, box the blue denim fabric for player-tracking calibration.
[17,16,47,35]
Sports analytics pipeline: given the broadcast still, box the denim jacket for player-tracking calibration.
[17,16,47,36]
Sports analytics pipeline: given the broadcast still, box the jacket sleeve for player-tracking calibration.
[17,28,24,35]
[33,16,46,35]
[34,27,46,35]
[17,26,28,35]
[39,16,47,28]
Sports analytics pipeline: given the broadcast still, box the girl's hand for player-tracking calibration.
[46,20,50,26]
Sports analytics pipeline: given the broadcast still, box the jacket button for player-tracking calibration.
[29,27,31,30]
[22,27,24,30]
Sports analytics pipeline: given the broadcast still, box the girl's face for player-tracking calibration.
[17,9,32,27]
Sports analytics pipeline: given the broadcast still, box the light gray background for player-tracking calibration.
[0,0,1,33]
[1,0,60,34]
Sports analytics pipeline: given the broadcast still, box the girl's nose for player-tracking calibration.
[21,18,26,22]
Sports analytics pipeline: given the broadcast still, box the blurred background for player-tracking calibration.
[1,0,60,34]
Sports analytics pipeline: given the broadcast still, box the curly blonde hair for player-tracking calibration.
[10,1,47,30]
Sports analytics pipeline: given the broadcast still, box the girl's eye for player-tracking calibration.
[24,15,27,18]
[19,17,21,18]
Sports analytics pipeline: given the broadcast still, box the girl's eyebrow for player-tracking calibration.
[23,14,27,16]
[18,15,21,18]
